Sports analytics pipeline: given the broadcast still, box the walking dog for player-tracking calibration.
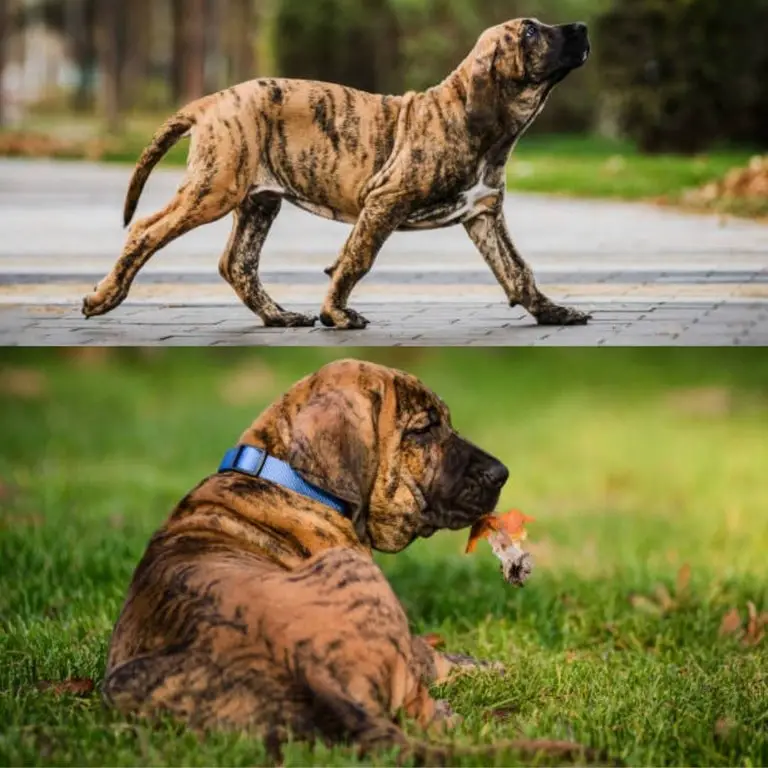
[82,18,591,330]
[103,359,593,763]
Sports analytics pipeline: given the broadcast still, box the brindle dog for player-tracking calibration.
[82,18,591,331]
[103,360,590,763]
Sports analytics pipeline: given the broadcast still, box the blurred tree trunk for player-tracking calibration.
[172,0,206,105]
[0,0,8,126]
[230,0,256,83]
[205,0,223,92]
[68,0,97,112]
[123,0,153,110]
[96,0,124,133]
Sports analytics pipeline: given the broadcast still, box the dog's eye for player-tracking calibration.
[407,408,441,436]
[525,23,538,40]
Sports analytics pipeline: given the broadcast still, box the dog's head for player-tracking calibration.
[243,359,509,553]
[464,18,590,133]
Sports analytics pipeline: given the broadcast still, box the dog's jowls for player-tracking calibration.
[82,18,591,330]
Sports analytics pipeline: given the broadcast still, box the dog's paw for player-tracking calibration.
[431,699,463,732]
[535,303,591,326]
[263,311,317,328]
[81,284,124,318]
[443,652,506,678]
[319,307,370,330]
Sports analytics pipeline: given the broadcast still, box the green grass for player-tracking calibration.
[507,135,757,204]
[1,348,767,766]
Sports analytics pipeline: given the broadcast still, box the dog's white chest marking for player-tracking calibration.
[401,167,503,230]
[250,164,502,230]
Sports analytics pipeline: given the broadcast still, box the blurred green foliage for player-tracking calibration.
[596,0,768,153]
[274,0,401,94]
[273,0,609,135]
[270,0,768,152]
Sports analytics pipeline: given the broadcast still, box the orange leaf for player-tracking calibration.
[421,633,446,649]
[629,594,663,615]
[36,678,95,696]
[676,563,691,595]
[719,608,742,637]
[496,509,535,539]
[465,516,500,554]
[654,584,675,612]
[742,601,766,647]
[465,509,534,555]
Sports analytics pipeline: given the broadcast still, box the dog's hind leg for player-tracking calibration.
[103,649,287,736]
[82,178,239,318]
[219,192,317,327]
[102,649,225,726]
[465,212,591,326]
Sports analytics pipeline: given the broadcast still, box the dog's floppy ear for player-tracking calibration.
[466,34,500,130]
[287,389,380,517]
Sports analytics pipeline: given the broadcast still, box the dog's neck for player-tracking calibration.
[437,61,554,160]
[162,411,367,571]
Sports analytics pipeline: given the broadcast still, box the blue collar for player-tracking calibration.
[217,444,350,518]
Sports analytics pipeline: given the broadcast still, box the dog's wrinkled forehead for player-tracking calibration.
[305,360,446,416]
[392,373,450,425]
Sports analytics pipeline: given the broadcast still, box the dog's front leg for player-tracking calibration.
[319,194,403,330]
[464,212,591,325]
[411,635,505,686]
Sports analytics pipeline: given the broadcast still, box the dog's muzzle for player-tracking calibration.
[561,22,591,67]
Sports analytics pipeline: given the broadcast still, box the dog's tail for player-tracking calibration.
[122,111,195,228]
[308,670,614,766]
[380,731,612,766]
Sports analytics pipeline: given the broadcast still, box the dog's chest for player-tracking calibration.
[399,168,503,231]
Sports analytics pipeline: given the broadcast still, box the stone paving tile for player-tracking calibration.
[2,159,768,347]
[1,301,765,345]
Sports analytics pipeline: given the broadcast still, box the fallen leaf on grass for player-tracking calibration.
[485,707,517,721]
[0,367,47,399]
[676,563,691,595]
[714,717,737,739]
[743,601,768,647]
[58,347,115,367]
[0,511,44,530]
[719,608,742,637]
[717,604,767,646]
[420,633,445,649]
[665,386,733,417]
[654,584,675,612]
[36,678,95,696]
[630,564,693,616]
[629,594,663,615]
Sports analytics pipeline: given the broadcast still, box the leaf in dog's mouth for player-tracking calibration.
[465,508,534,554]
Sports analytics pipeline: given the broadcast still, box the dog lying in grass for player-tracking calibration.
[103,359,602,764]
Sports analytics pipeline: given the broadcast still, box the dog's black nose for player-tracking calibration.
[487,462,509,488]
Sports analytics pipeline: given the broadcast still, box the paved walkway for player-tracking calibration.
[1,158,767,346]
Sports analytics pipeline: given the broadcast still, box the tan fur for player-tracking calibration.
[102,359,605,764]
[82,18,592,330]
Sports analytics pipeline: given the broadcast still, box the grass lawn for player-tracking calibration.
[507,135,758,206]
[1,347,767,767]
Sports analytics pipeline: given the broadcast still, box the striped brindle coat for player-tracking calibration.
[103,359,599,763]
[82,19,591,330]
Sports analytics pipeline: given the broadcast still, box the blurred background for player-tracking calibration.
[1,0,767,214]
